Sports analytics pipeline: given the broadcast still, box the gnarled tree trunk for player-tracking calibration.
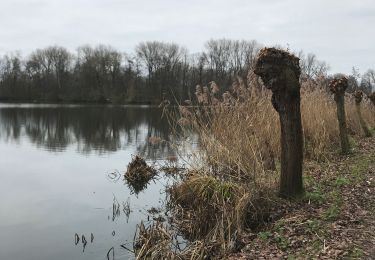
[329,77,350,154]
[354,91,372,137]
[368,92,375,107]
[254,48,304,198]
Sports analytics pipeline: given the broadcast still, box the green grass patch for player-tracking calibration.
[257,231,272,240]
[350,154,375,177]
[334,177,350,187]
[274,234,290,250]
[324,204,340,221]
[305,191,325,204]
[306,219,321,233]
[347,246,364,258]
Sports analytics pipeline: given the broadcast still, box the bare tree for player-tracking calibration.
[0,53,25,99]
[202,39,260,85]
[0,39,336,105]
[298,51,329,81]
[76,45,123,102]
[136,41,187,101]
[361,69,375,94]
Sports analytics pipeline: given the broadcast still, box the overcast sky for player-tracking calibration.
[0,0,373,74]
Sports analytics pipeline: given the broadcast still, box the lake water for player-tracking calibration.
[0,104,185,260]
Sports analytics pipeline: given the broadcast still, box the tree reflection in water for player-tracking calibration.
[0,105,177,160]
[0,104,196,260]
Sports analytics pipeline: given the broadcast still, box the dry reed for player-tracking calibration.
[124,155,157,194]
[176,76,375,177]
[136,72,375,259]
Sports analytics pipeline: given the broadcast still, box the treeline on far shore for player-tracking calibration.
[0,39,374,104]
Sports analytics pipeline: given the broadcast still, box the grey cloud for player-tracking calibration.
[0,0,374,74]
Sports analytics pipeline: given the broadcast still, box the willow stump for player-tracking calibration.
[254,48,303,198]
[369,92,375,107]
[329,77,350,154]
[354,91,372,137]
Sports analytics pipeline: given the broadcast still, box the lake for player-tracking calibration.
[0,104,186,260]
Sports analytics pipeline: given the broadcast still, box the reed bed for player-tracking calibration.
[176,76,375,177]
[133,221,179,259]
[133,220,224,260]
[135,73,375,259]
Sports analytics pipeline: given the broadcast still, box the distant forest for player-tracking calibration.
[0,39,374,104]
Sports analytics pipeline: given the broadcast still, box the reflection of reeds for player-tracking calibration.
[82,235,87,251]
[147,207,161,215]
[123,198,131,223]
[74,233,80,245]
[160,155,185,176]
[111,196,132,223]
[106,246,114,260]
[148,136,163,145]
[74,232,94,252]
[124,155,157,194]
[112,198,121,222]
[106,169,121,183]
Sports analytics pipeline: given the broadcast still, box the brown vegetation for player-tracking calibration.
[132,48,375,259]
[133,221,177,259]
[354,90,372,137]
[168,173,269,239]
[124,155,157,194]
[164,72,373,256]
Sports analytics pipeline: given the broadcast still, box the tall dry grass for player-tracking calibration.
[346,95,375,135]
[156,73,375,258]
[176,75,375,179]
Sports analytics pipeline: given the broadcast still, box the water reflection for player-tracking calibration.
[0,105,175,159]
[105,169,122,183]
[0,104,189,260]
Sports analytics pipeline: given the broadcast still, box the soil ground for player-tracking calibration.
[228,135,375,259]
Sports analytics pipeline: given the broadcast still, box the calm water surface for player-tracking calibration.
[0,104,185,260]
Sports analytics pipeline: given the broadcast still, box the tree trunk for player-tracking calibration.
[254,47,304,198]
[334,94,351,153]
[355,102,372,137]
[277,91,304,197]
[368,92,375,107]
[330,78,351,154]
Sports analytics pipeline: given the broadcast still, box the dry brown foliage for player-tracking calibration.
[141,72,375,259]
[177,76,375,176]
[124,155,157,194]
[329,77,348,94]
